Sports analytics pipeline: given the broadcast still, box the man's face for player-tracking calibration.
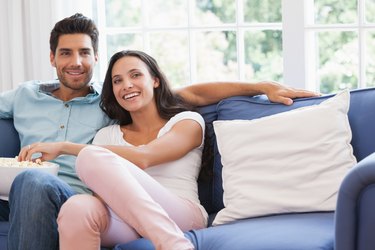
[50,34,98,92]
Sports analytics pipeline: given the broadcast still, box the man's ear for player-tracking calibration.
[95,53,99,63]
[50,51,56,67]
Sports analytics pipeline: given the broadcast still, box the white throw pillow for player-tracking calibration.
[212,90,356,226]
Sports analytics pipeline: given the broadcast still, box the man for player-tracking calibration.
[0,13,317,250]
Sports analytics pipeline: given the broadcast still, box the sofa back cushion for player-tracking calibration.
[210,87,375,213]
[0,119,20,157]
[347,88,375,160]
[197,104,218,213]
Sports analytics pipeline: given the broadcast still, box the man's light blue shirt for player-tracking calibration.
[0,80,112,194]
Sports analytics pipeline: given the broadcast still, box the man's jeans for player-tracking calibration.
[3,169,75,250]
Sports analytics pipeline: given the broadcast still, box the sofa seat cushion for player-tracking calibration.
[188,212,334,250]
[114,212,333,250]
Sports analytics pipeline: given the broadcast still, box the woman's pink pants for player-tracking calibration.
[57,146,205,250]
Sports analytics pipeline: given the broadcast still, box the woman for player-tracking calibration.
[20,50,206,249]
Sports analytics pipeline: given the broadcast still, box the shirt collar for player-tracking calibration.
[38,80,102,102]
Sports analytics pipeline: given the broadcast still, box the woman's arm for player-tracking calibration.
[175,81,320,106]
[102,119,202,169]
[18,119,203,169]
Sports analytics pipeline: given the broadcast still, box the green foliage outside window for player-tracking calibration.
[315,0,357,24]
[103,0,283,87]
[244,0,282,23]
[102,0,375,93]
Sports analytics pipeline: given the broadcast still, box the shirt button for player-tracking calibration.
[65,104,69,108]
[60,125,65,129]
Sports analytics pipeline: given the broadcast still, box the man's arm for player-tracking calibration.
[0,87,18,119]
[174,81,320,106]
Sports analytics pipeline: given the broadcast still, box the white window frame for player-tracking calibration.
[93,0,373,92]
[282,0,307,89]
[94,0,283,87]
[284,0,375,91]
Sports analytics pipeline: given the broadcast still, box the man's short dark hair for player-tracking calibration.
[49,13,99,55]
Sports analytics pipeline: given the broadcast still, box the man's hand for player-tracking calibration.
[18,142,63,162]
[261,81,321,106]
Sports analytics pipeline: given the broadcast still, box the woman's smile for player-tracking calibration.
[123,91,141,100]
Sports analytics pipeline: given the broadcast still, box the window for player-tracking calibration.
[305,0,375,93]
[94,0,283,89]
[93,0,375,93]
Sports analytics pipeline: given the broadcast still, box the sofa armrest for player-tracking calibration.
[335,152,375,250]
[0,119,20,157]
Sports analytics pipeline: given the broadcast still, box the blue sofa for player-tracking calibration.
[1,87,375,250]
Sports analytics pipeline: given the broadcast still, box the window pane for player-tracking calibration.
[314,0,357,24]
[244,0,282,23]
[105,0,141,27]
[317,31,358,93]
[195,31,238,81]
[106,34,143,58]
[244,30,283,82]
[146,0,188,27]
[366,0,375,23]
[365,30,375,87]
[193,0,236,25]
[149,32,190,88]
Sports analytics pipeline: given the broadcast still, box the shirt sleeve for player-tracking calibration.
[92,127,110,145]
[0,88,18,118]
[160,111,206,147]
[92,125,122,145]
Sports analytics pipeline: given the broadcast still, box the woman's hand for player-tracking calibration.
[18,142,64,162]
[261,81,321,105]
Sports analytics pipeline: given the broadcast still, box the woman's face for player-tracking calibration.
[111,56,159,112]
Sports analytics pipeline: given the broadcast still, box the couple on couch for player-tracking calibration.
[0,13,317,250]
